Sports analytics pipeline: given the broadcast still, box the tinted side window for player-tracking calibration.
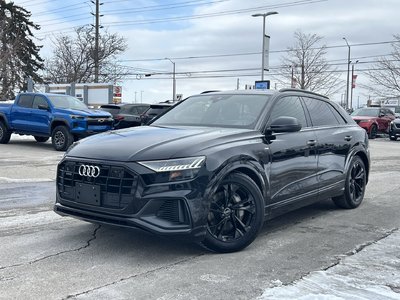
[18,94,34,108]
[303,97,339,127]
[129,106,139,114]
[32,96,48,109]
[269,96,307,128]
[327,105,347,125]
[137,106,149,114]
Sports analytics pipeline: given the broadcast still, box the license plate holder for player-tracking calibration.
[76,183,101,206]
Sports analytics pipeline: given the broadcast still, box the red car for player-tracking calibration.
[351,107,395,138]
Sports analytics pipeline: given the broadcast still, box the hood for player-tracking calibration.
[56,108,111,117]
[66,125,260,161]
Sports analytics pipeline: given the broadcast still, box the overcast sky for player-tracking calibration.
[9,0,400,106]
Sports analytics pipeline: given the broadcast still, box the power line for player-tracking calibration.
[34,0,229,26]
[116,40,399,64]
[35,0,326,36]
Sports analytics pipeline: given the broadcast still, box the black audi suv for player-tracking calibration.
[54,89,370,253]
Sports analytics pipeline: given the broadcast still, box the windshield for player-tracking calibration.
[100,106,120,116]
[152,94,271,129]
[351,108,379,117]
[48,95,88,110]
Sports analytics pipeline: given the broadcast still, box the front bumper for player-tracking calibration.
[389,122,400,138]
[70,118,114,137]
[54,157,209,241]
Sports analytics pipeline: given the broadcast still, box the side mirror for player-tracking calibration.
[270,116,302,133]
[379,113,385,117]
[38,104,49,111]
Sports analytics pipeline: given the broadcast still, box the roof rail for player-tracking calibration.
[278,88,329,99]
[200,90,220,94]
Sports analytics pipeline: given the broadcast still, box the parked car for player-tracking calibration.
[351,107,395,139]
[54,89,369,253]
[0,93,113,151]
[140,102,173,124]
[389,118,400,140]
[100,103,150,129]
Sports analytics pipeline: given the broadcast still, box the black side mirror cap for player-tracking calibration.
[269,116,302,133]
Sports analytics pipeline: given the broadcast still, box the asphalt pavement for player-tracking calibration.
[0,135,399,299]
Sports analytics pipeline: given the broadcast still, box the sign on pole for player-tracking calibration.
[264,35,270,71]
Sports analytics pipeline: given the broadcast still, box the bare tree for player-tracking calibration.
[273,30,342,96]
[366,35,400,99]
[45,26,128,84]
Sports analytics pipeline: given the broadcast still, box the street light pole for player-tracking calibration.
[252,11,278,81]
[165,58,176,101]
[343,37,351,110]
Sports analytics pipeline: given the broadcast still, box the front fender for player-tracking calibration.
[202,156,270,215]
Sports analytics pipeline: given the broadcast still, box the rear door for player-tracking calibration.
[10,94,34,131]
[302,97,352,199]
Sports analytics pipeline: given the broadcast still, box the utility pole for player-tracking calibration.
[91,0,102,83]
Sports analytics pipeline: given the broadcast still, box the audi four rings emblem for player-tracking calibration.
[78,165,100,178]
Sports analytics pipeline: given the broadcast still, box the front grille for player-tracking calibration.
[57,161,140,212]
[87,117,113,126]
[395,123,400,129]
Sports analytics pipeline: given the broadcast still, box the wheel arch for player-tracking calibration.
[0,113,10,128]
[204,157,269,212]
[234,166,266,198]
[354,151,370,184]
[51,119,70,133]
[369,122,378,132]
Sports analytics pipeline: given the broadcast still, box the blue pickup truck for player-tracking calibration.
[0,93,113,151]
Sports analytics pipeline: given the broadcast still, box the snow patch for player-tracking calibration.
[259,230,400,300]
[0,177,53,183]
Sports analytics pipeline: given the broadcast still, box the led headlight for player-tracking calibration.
[138,156,206,182]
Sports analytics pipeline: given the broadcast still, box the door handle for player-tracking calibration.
[344,135,352,141]
[307,140,316,146]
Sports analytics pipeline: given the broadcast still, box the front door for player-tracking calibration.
[266,96,318,213]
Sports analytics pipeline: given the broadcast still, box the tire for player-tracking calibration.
[368,125,377,139]
[332,156,366,209]
[389,135,397,141]
[201,172,265,253]
[34,136,49,143]
[0,121,11,144]
[51,126,73,151]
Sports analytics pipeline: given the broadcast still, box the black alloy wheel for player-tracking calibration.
[332,156,366,209]
[202,172,264,253]
[0,121,11,144]
[34,136,49,143]
[369,125,377,139]
[51,126,73,151]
